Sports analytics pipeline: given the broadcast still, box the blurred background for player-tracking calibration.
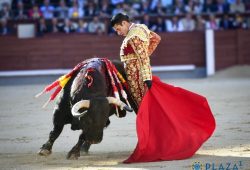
[0,0,249,78]
[0,1,250,169]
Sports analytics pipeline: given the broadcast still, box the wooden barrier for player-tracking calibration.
[0,30,249,71]
[214,30,250,70]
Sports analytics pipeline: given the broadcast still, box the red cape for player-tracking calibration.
[124,76,216,163]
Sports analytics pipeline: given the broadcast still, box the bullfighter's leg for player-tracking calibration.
[67,131,86,160]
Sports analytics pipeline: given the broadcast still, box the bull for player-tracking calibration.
[37,58,137,159]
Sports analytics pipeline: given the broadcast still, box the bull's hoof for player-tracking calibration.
[38,149,52,156]
[80,142,91,154]
[66,152,80,160]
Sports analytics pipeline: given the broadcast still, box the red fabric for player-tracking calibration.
[124,76,216,163]
[123,44,135,55]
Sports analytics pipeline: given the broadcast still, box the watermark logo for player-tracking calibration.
[192,162,203,170]
[191,161,244,170]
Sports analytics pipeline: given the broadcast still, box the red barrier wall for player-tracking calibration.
[0,30,249,71]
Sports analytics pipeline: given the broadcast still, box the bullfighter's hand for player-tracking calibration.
[144,80,152,89]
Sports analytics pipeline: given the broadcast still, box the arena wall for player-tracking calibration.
[0,30,249,71]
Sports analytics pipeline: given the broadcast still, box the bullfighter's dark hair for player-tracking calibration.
[110,13,130,27]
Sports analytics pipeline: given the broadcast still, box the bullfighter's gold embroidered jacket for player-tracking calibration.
[120,23,161,106]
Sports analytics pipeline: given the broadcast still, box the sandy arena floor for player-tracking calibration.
[0,66,250,170]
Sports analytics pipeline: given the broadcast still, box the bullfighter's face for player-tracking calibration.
[113,21,130,37]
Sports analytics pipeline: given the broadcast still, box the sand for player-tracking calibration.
[0,65,250,170]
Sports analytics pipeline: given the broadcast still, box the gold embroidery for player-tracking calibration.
[119,24,159,106]
[129,37,152,81]
[120,54,137,62]
[120,24,150,57]
[148,31,161,56]
[124,59,145,106]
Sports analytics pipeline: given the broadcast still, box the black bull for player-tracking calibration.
[38,59,138,159]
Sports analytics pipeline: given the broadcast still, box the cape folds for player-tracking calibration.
[124,76,216,163]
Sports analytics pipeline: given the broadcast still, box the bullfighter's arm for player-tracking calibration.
[148,31,161,56]
[128,37,152,81]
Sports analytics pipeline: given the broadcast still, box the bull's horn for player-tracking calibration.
[71,100,90,118]
[106,97,133,112]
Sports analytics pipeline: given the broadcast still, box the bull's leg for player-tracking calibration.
[67,131,85,160]
[38,89,71,156]
[80,141,91,154]
[38,104,68,156]
[38,73,75,157]
[38,124,64,156]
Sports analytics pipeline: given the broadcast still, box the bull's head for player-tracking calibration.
[71,97,133,144]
